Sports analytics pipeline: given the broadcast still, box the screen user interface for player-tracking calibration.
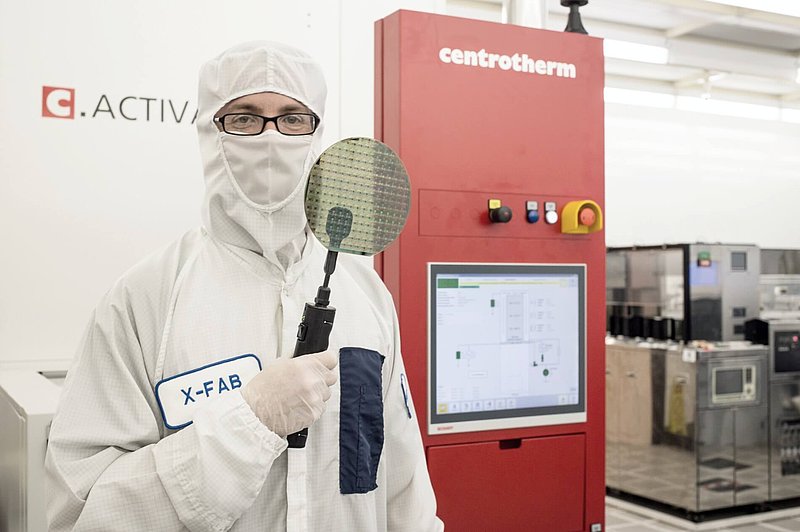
[430,264,585,426]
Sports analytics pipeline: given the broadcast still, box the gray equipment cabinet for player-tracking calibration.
[0,370,64,532]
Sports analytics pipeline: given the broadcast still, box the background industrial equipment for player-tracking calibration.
[607,244,760,342]
[607,246,800,519]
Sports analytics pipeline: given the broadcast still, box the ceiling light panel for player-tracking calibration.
[704,0,800,18]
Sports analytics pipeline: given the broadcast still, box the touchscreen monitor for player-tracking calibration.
[429,263,586,434]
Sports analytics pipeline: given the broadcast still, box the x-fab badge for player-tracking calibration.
[155,354,262,429]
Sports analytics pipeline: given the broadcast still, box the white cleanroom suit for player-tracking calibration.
[45,41,443,532]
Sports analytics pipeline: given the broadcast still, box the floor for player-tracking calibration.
[607,497,800,531]
[606,439,800,509]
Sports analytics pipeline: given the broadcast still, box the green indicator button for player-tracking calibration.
[438,278,459,289]
[490,299,495,307]
[543,369,550,377]
[456,351,461,360]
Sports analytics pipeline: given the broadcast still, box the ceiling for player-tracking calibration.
[541,0,800,107]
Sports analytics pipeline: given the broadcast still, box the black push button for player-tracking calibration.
[489,205,513,223]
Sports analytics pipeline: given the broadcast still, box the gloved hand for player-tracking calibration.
[241,350,338,437]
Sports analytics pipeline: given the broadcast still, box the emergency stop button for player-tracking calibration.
[579,206,596,226]
[561,200,603,234]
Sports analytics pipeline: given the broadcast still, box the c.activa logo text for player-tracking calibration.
[41,86,197,124]
[438,47,577,78]
[87,95,197,123]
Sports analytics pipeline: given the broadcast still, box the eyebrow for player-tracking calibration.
[228,102,261,113]
[227,102,311,114]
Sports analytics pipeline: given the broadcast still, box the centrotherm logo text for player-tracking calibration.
[438,47,577,78]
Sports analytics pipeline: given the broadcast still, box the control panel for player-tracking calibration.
[420,190,602,239]
[775,330,800,375]
[487,197,602,232]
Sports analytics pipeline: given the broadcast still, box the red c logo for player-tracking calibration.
[42,86,75,119]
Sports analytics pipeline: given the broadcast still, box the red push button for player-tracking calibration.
[579,207,596,226]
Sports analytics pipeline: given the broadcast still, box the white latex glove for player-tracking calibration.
[241,350,338,437]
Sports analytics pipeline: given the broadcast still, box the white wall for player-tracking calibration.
[605,103,800,248]
[0,0,438,368]
[1,1,799,367]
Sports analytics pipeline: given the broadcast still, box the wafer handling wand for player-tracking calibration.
[283,136,411,449]
[287,206,353,449]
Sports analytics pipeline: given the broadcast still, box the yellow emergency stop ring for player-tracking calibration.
[561,200,603,234]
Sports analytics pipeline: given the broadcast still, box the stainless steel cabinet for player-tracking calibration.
[769,379,800,501]
[606,340,769,517]
[765,320,800,501]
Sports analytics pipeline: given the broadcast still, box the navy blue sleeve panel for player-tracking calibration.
[339,347,385,494]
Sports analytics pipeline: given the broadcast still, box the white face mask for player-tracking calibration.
[215,129,315,271]
[220,131,313,210]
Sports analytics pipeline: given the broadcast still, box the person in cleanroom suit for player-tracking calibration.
[45,41,443,532]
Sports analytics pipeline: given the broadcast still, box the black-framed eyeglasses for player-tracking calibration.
[214,112,320,136]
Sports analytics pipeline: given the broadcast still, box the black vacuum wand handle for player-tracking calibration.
[286,251,338,449]
[287,205,351,449]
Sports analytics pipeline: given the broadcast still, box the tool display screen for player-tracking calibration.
[715,369,743,395]
[429,263,585,433]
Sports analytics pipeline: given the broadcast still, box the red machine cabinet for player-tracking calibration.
[375,10,605,531]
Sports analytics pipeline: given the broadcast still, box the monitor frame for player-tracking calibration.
[427,262,587,435]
